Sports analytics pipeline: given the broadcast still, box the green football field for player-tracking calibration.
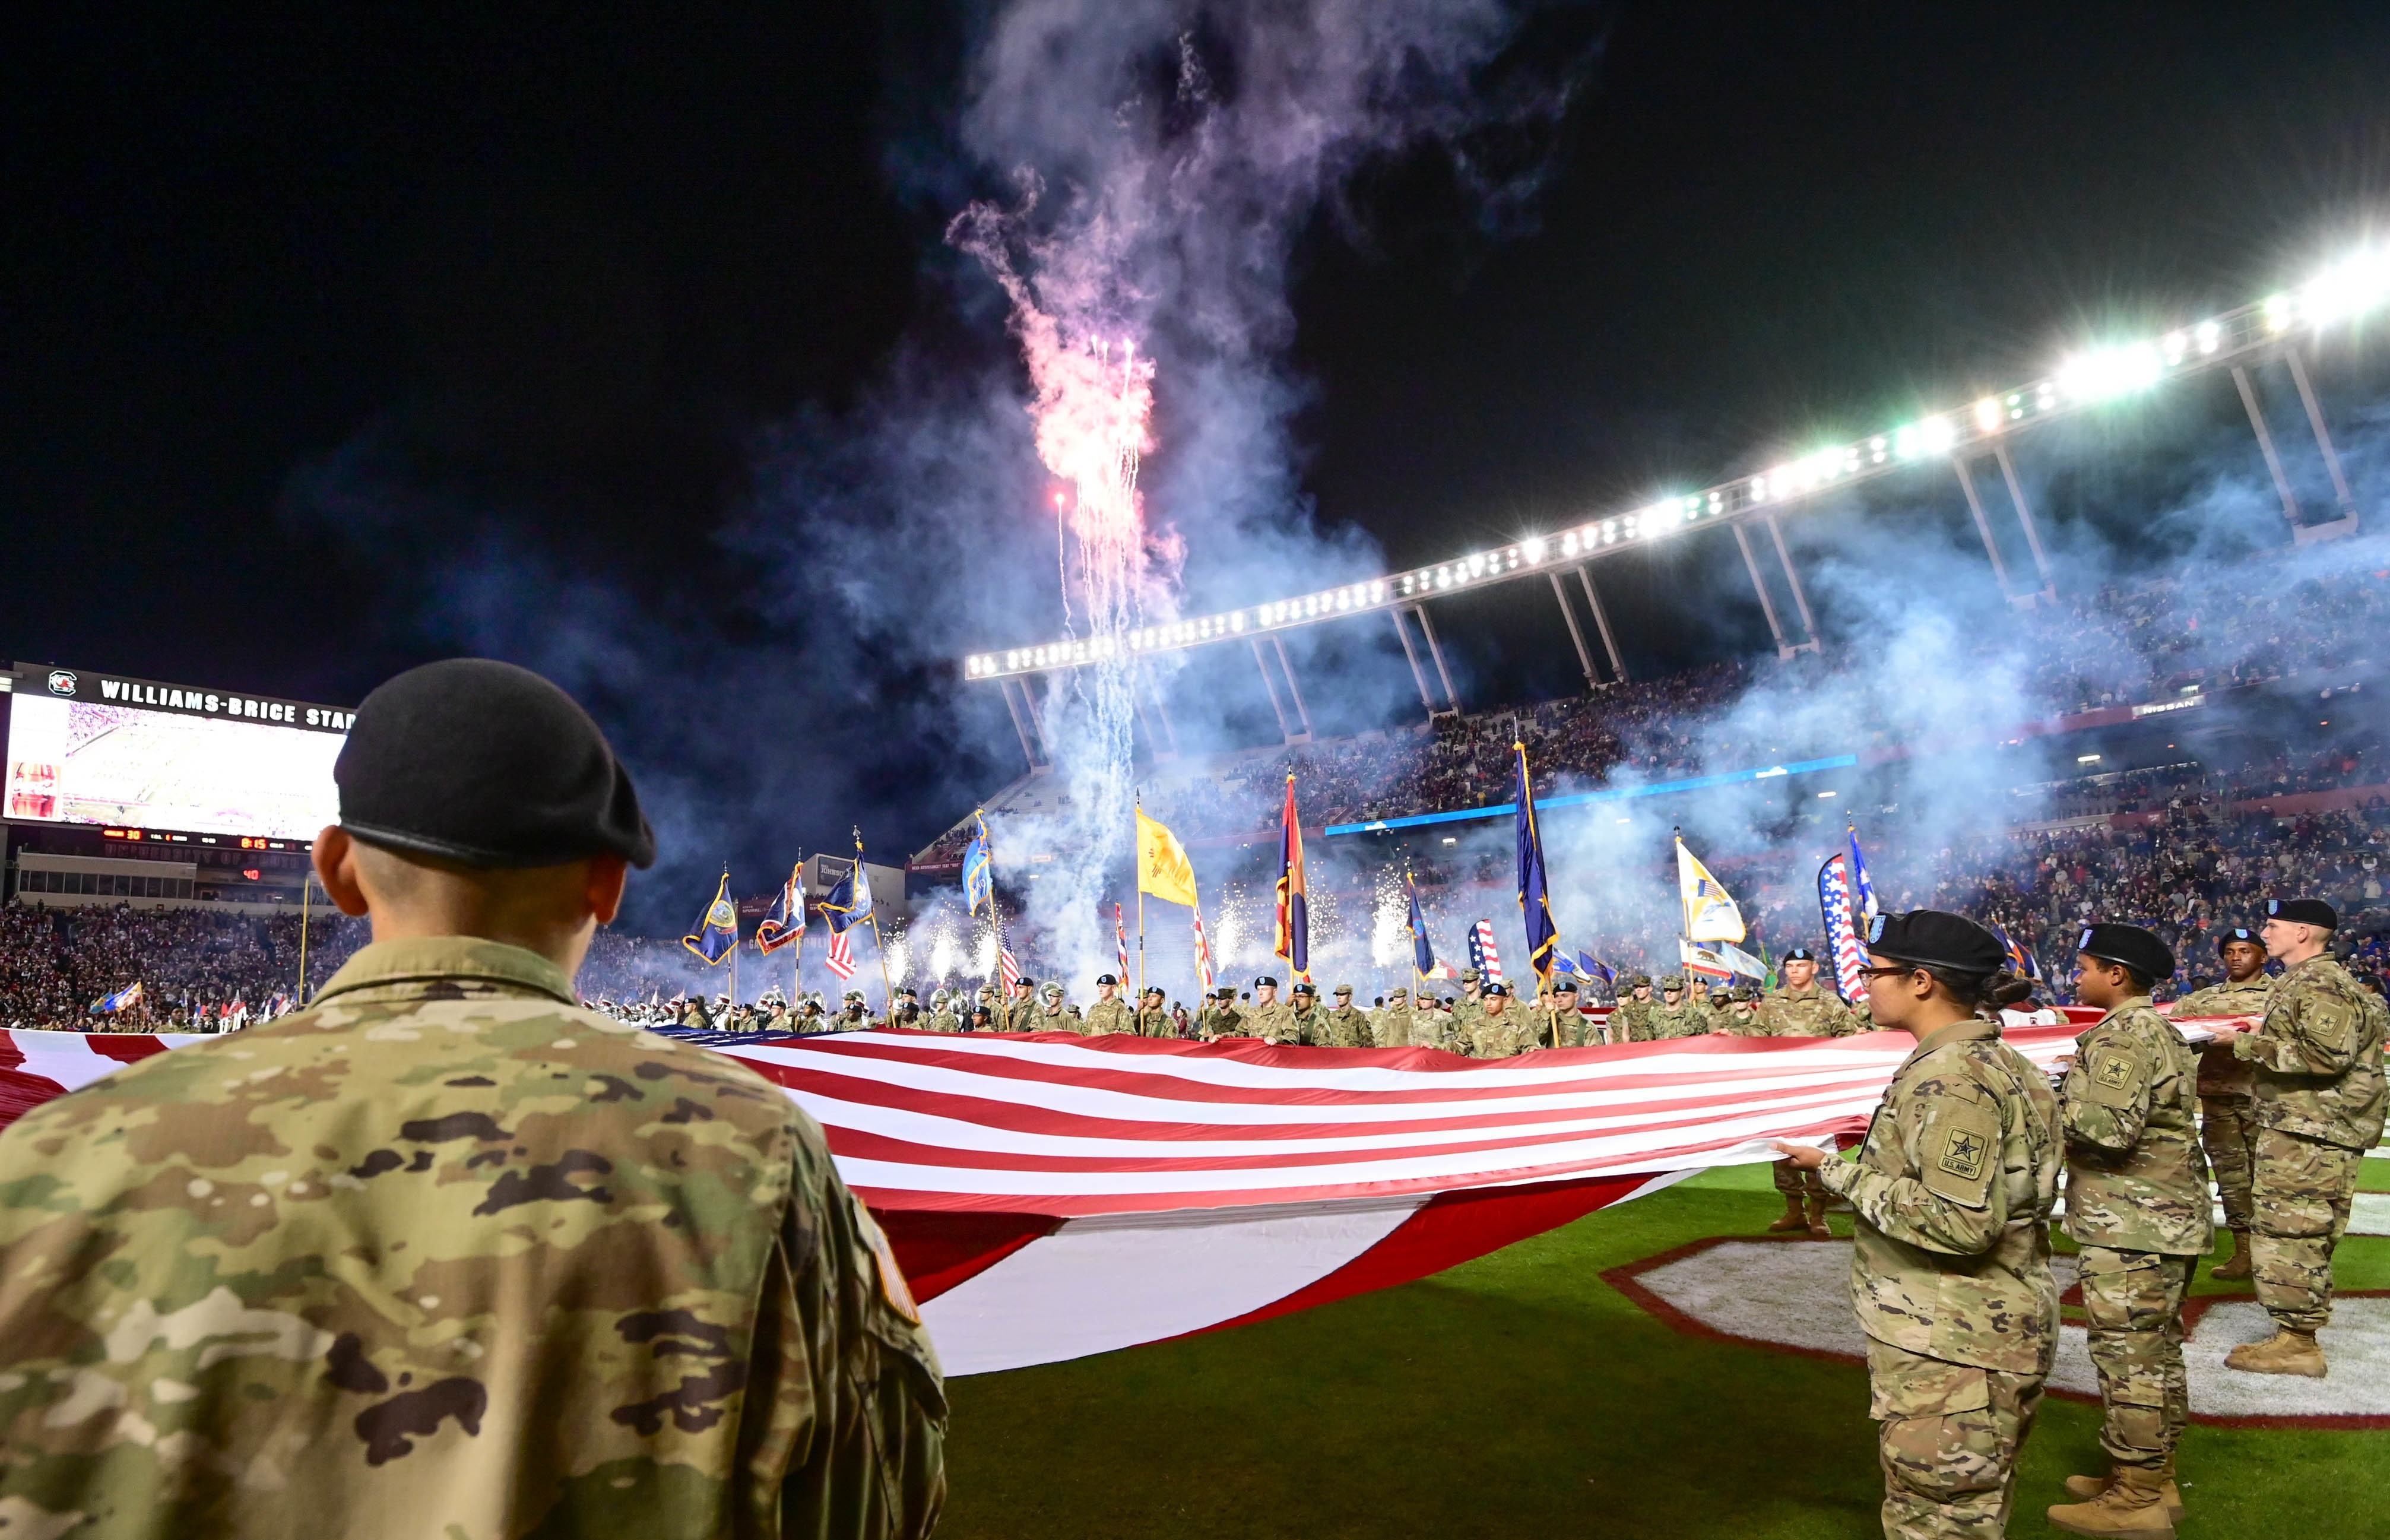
[938,1161,2390,1539]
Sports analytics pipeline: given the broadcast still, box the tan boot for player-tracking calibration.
[1803,1196,1833,1238]
[2224,1328,2327,1377]
[1765,1195,1808,1233]
[2062,1472,2184,1522]
[2048,1466,2176,1538]
[2210,1230,2252,1281]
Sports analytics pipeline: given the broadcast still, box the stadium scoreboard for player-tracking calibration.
[4,662,349,842]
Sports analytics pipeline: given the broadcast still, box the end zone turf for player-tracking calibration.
[938,1161,2390,1539]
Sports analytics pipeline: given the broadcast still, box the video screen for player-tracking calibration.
[4,694,343,839]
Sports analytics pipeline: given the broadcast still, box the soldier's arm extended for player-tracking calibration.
[759,1137,948,1539]
[1818,1086,2008,1257]
[2059,1028,2154,1155]
[2233,984,2362,1076]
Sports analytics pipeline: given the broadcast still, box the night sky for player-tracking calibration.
[10,2,2390,915]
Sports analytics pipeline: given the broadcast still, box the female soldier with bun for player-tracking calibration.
[1776,910,2059,1540]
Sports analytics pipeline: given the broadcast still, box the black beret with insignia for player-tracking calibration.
[1782,947,1815,962]
[1866,910,2004,974]
[2266,898,2338,930]
[2215,927,2259,953]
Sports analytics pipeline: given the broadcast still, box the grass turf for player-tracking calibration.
[937,1162,2390,1539]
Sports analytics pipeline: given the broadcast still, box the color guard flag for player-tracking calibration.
[1114,904,1133,984]
[682,871,738,965]
[821,858,872,934]
[1818,853,1867,1003]
[1513,743,1559,987]
[962,816,996,915]
[1998,926,2042,982]
[89,981,142,1015]
[755,864,807,954]
[1134,809,1199,909]
[1405,874,1438,978]
[1191,907,1216,995]
[827,929,858,981]
[1273,775,1308,981]
[1676,835,1746,943]
[1846,822,1879,923]
[999,945,1022,992]
[1467,920,1505,987]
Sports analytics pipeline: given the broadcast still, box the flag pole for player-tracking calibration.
[977,808,1009,1019]
[1134,792,1148,1003]
[790,856,806,1006]
[858,828,895,1019]
[727,863,738,1010]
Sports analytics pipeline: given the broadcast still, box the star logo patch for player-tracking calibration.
[1938,1126,1988,1180]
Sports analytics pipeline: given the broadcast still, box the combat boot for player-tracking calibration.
[1802,1196,1833,1238]
[1765,1195,1808,1233]
[2047,1466,2176,1538]
[2224,1328,2326,1377]
[2210,1231,2252,1281]
[2061,1471,2183,1522]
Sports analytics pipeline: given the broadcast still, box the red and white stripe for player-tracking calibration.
[0,1011,2239,1378]
[826,929,857,980]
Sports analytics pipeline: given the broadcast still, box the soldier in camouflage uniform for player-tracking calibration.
[1198,986,1245,1040]
[1135,985,1175,1037]
[2169,927,2270,1281]
[924,987,962,1034]
[1610,974,1655,1042]
[995,977,1037,1033]
[1720,984,1764,1035]
[1462,982,1533,1058]
[1372,986,1415,1049]
[1776,911,2058,1540]
[1323,984,1372,1047]
[1035,981,1080,1034]
[1760,948,1866,1037]
[2204,899,2389,1379]
[2046,925,2208,1536]
[1243,977,1297,1045]
[839,990,871,1029]
[0,658,945,1539]
[1286,982,1325,1045]
[1547,977,1587,1046]
[1082,974,1131,1036]
[1650,977,1704,1039]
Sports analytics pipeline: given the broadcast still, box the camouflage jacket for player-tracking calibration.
[2172,975,2270,1097]
[1461,1009,1532,1059]
[2231,953,2389,1149]
[1081,999,1131,1037]
[1244,1002,1299,1045]
[1320,1005,1371,1048]
[1197,1005,1245,1039]
[1647,1002,1709,1040]
[1818,1016,2061,1374]
[1608,998,1654,1042]
[921,1009,962,1034]
[2058,997,2211,1256]
[1755,983,1863,1038]
[1370,1006,1415,1050]
[992,995,1037,1033]
[1133,1006,1175,1038]
[0,936,946,1540]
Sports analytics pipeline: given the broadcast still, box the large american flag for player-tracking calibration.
[1817,853,1868,1005]
[0,1010,2240,1378]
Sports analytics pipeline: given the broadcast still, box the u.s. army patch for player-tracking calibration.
[855,1203,922,1324]
[2093,1051,2134,1089]
[1937,1125,1988,1180]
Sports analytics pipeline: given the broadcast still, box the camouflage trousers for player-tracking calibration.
[1866,1339,2045,1540]
[1773,1156,1827,1198]
[2249,1124,2364,1333]
[2199,1095,2257,1233]
[2078,1247,2194,1471]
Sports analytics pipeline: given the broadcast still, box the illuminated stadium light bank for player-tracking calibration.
[963,243,2389,682]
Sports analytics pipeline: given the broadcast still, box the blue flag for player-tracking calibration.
[1846,823,1878,923]
[755,864,806,955]
[821,858,873,936]
[962,818,994,915]
[682,871,738,966]
[1513,744,1558,987]
[1405,873,1437,977]
[90,981,144,1015]
[1997,926,2041,982]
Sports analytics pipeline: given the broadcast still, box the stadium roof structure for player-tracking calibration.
[963,242,2384,759]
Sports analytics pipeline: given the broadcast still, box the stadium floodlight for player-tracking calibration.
[962,242,2382,680]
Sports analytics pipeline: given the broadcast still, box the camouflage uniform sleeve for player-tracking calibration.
[2059,1024,2154,1156]
[2172,987,2221,1016]
[2234,976,2363,1076]
[1820,1083,2009,1257]
[767,1136,949,1539]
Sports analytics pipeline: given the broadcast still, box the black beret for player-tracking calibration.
[2075,923,2175,984]
[2216,927,2260,953]
[1292,982,1317,996]
[1782,947,1815,962]
[336,659,654,869]
[2267,898,2338,930]
[1866,910,2004,974]
[1096,974,1118,986]
[1254,975,1279,988]
[1551,977,1580,993]
[1482,981,1509,997]
[1014,976,1036,988]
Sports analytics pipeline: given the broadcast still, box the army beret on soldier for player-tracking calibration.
[1096,974,1118,986]
[2215,927,2258,952]
[2076,923,2176,984]
[1482,981,1508,997]
[1865,910,2004,973]
[1551,977,1579,995]
[1782,947,1815,962]
[1143,985,1165,999]
[1292,982,1316,997]
[1253,975,1279,989]
[2267,897,2337,930]
[335,658,657,869]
